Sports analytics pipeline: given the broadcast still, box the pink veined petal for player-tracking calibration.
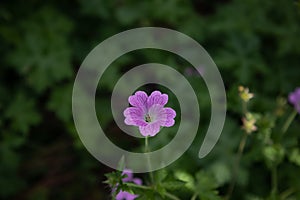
[163,107,176,118]
[162,118,175,127]
[139,122,161,137]
[124,107,144,118]
[147,91,168,108]
[128,91,148,111]
[124,117,148,126]
[124,107,147,126]
[147,104,164,121]
[156,107,176,127]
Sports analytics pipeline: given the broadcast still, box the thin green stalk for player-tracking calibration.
[271,166,278,199]
[145,136,149,151]
[225,131,248,200]
[242,101,248,114]
[145,136,154,183]
[165,192,181,200]
[191,193,197,200]
[126,182,181,200]
[281,110,297,134]
[280,188,295,200]
[126,182,152,190]
[226,100,250,199]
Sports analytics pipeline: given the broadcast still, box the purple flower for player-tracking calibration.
[116,191,138,200]
[121,169,142,185]
[123,91,176,137]
[288,87,300,113]
[116,169,142,200]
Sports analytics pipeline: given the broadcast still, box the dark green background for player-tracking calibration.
[1,0,300,199]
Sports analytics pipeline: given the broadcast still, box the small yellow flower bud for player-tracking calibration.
[242,113,257,134]
[239,86,254,102]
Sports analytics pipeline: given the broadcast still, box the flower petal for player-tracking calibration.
[139,123,161,137]
[163,118,175,127]
[157,107,176,127]
[115,169,140,200]
[133,177,142,185]
[296,104,300,113]
[116,191,138,200]
[295,88,300,100]
[147,91,168,108]
[122,169,133,182]
[288,88,300,114]
[128,91,148,111]
[124,107,147,126]
[288,93,296,104]
[147,104,164,121]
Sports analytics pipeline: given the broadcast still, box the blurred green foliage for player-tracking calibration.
[0,0,300,199]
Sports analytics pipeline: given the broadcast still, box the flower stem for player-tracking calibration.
[281,110,297,134]
[191,193,197,200]
[145,136,149,150]
[226,98,250,199]
[126,182,152,190]
[242,101,248,114]
[165,192,181,200]
[271,165,278,199]
[126,182,181,200]
[225,131,248,200]
[280,187,295,199]
[145,136,154,183]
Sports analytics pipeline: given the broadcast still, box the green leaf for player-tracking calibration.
[195,171,221,200]
[155,184,167,198]
[256,114,275,144]
[7,7,73,92]
[104,170,123,188]
[5,92,41,134]
[155,168,168,182]
[160,179,186,191]
[0,134,26,198]
[174,170,195,190]
[160,174,186,191]
[263,144,285,167]
[209,162,231,186]
[289,148,300,166]
[47,83,72,123]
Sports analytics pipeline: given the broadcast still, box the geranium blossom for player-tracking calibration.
[288,87,300,114]
[116,169,142,200]
[123,91,176,137]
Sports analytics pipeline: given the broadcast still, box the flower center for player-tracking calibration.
[145,114,151,122]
